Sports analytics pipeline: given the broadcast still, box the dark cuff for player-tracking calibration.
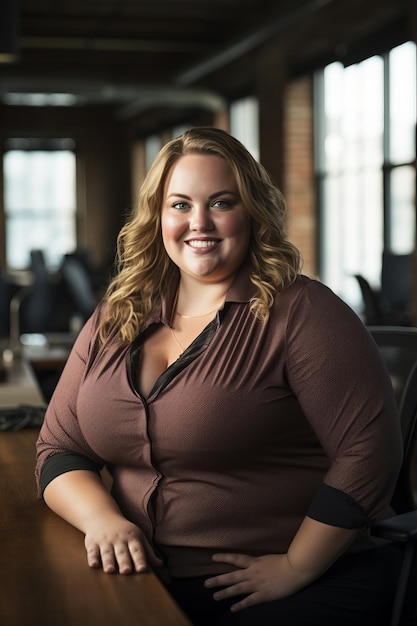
[307,483,370,529]
[40,450,101,496]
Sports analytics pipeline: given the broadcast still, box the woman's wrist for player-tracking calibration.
[284,551,318,588]
[285,517,359,583]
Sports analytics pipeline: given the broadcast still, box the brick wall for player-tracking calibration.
[283,76,317,278]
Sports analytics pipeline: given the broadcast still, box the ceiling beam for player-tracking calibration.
[175,0,336,86]
[115,87,226,120]
[19,36,206,54]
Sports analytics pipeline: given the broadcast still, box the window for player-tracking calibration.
[3,139,77,269]
[388,43,417,255]
[315,41,416,309]
[145,134,162,171]
[230,95,259,161]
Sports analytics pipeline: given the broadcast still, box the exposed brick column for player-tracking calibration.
[283,76,317,277]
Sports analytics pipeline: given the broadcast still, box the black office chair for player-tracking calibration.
[20,249,55,333]
[0,270,11,338]
[355,252,414,327]
[60,255,97,322]
[368,326,417,625]
[380,252,414,326]
[369,326,417,410]
[354,274,383,325]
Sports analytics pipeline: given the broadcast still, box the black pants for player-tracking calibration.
[164,546,402,626]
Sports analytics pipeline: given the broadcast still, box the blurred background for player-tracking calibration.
[0,0,416,344]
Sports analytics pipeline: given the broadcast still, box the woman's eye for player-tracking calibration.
[172,201,189,210]
[212,200,231,209]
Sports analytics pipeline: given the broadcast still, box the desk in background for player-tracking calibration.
[0,354,46,409]
[0,428,192,626]
[0,332,77,406]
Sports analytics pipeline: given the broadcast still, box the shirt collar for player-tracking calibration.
[225,258,257,304]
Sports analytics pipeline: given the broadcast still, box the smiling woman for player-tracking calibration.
[157,153,251,365]
[36,127,402,626]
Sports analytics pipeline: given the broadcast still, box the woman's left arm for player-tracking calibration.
[205,517,358,611]
[206,280,403,611]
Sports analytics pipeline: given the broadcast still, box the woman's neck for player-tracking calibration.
[175,277,232,318]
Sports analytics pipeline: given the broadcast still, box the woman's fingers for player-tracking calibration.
[113,543,134,574]
[212,553,254,568]
[100,543,118,573]
[205,553,255,589]
[127,539,148,573]
[86,542,101,569]
[85,538,147,574]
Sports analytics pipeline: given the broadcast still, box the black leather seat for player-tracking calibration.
[368,326,417,625]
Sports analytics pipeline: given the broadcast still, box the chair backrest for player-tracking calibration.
[354,275,382,325]
[0,270,11,337]
[368,326,417,513]
[30,249,49,281]
[396,360,417,511]
[381,252,413,311]
[60,255,97,321]
[21,249,55,333]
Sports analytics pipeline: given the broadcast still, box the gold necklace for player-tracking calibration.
[170,327,185,354]
[175,305,220,319]
[170,294,224,353]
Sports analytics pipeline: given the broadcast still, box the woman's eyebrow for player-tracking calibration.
[166,190,238,199]
[167,192,191,199]
[209,190,238,199]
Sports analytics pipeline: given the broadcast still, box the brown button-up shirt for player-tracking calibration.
[36,264,402,577]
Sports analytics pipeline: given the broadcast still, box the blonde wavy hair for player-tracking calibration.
[99,126,302,344]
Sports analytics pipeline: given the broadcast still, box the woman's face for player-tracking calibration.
[161,154,251,284]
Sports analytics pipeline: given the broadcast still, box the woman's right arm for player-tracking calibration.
[43,469,150,574]
[38,310,160,574]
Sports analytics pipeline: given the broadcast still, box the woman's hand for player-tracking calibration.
[204,520,359,612]
[204,552,313,612]
[84,513,151,574]
[43,470,164,575]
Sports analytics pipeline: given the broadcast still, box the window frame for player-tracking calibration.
[2,138,78,270]
[314,41,416,309]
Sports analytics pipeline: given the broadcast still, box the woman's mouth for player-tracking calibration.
[186,239,220,249]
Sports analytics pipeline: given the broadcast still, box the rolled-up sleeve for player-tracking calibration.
[35,308,105,497]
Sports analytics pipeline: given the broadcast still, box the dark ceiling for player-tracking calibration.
[0,0,410,122]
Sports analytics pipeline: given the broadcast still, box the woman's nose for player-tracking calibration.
[189,206,214,231]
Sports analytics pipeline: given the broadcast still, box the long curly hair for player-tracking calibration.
[98,126,302,344]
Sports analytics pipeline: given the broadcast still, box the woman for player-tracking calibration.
[36,127,402,625]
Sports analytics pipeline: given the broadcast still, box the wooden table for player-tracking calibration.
[0,428,192,626]
[0,354,46,408]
